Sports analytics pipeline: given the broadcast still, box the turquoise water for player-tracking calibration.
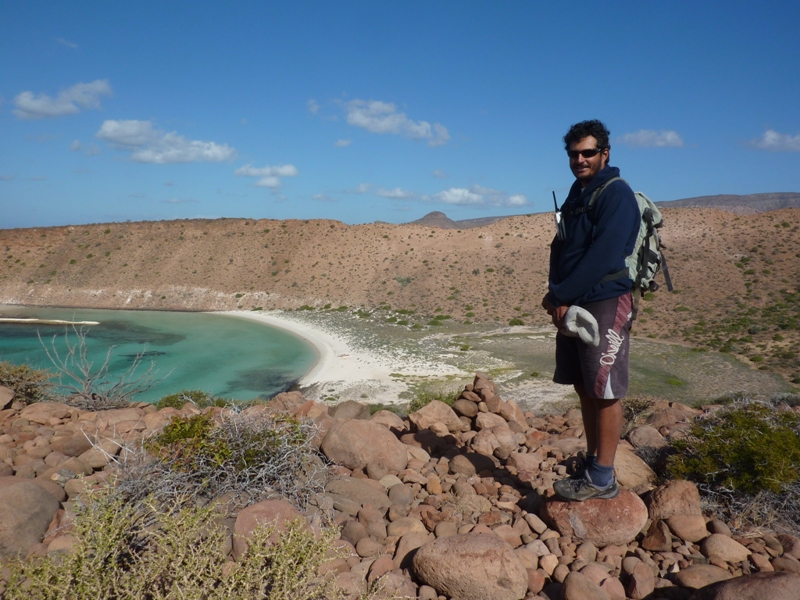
[0,306,317,403]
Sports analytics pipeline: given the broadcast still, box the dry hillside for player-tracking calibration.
[1,208,799,382]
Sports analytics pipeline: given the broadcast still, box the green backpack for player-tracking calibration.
[584,177,674,301]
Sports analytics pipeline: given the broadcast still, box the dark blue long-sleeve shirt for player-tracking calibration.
[546,165,640,307]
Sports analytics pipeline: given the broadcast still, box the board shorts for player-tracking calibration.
[553,293,633,400]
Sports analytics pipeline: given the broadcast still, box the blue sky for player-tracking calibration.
[1,1,799,228]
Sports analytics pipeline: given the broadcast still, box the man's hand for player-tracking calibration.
[542,295,569,330]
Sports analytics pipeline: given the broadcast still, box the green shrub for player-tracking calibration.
[668,403,800,494]
[408,389,456,413]
[4,492,344,600]
[0,361,52,404]
[156,390,230,410]
[508,318,525,326]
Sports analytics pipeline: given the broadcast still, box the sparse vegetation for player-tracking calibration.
[0,360,53,404]
[408,388,457,413]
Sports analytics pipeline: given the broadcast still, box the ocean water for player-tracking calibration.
[0,306,317,403]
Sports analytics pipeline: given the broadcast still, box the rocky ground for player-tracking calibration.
[2,379,800,600]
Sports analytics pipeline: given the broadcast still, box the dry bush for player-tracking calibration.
[3,491,351,600]
[0,361,53,405]
[108,409,328,512]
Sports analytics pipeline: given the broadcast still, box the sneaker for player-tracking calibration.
[553,471,619,502]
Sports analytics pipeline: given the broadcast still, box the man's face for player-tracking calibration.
[568,135,609,185]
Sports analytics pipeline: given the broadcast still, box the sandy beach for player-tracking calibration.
[219,310,465,405]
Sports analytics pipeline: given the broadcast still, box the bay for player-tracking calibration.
[0,305,317,403]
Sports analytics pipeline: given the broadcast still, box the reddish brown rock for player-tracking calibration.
[674,564,732,589]
[370,410,406,434]
[778,534,800,560]
[329,400,370,420]
[561,571,610,600]
[667,514,709,543]
[641,519,673,552]
[626,425,667,449]
[645,480,702,521]
[689,571,800,600]
[701,533,750,563]
[412,533,528,600]
[540,490,648,546]
[614,446,657,494]
[232,498,302,559]
[321,419,408,473]
[0,480,60,558]
[408,400,461,433]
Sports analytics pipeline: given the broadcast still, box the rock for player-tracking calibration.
[387,517,426,537]
[326,477,392,512]
[0,386,14,410]
[0,481,60,558]
[778,534,800,560]
[475,412,509,430]
[561,571,610,600]
[374,571,416,599]
[330,400,370,420]
[646,402,703,429]
[452,399,479,418]
[356,537,384,558]
[626,560,655,599]
[706,518,732,536]
[674,564,732,589]
[60,434,94,458]
[614,446,657,494]
[408,400,462,433]
[321,419,408,473]
[700,533,750,563]
[498,399,528,427]
[394,530,434,570]
[641,519,673,552]
[627,426,668,449]
[370,410,406,433]
[667,514,709,543]
[412,533,528,600]
[771,557,800,574]
[471,428,501,456]
[340,520,369,546]
[688,571,800,599]
[231,499,301,559]
[540,490,648,546]
[264,391,308,414]
[645,480,702,521]
[19,402,73,425]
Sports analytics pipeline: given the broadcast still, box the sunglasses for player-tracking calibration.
[567,147,605,159]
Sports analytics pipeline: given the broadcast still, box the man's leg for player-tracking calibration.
[576,382,623,470]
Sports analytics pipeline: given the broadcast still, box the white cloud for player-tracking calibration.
[430,185,529,207]
[753,129,800,152]
[618,129,684,148]
[376,187,415,199]
[307,99,320,115]
[85,145,101,156]
[14,79,112,119]
[432,169,448,179]
[0,174,16,181]
[342,99,450,147]
[312,193,338,202]
[351,183,373,194]
[96,120,236,163]
[433,188,484,205]
[235,163,299,190]
[335,139,352,147]
[69,139,82,152]
[55,37,78,49]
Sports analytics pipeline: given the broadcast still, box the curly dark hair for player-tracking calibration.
[563,119,610,150]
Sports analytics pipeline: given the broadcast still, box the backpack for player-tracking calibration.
[572,177,674,305]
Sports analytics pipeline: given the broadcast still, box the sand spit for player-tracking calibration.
[219,310,466,405]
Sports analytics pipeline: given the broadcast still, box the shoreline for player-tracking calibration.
[217,310,465,405]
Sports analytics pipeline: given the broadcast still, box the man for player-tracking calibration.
[542,119,640,501]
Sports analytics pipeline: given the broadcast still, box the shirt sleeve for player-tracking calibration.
[547,182,640,306]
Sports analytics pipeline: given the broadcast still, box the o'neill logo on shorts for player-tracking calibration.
[600,329,624,366]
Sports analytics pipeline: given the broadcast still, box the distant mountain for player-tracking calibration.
[407,211,509,229]
[657,192,800,214]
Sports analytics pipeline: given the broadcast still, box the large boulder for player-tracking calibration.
[321,419,408,472]
[329,400,370,420]
[325,477,392,512]
[674,564,732,589]
[412,533,528,600]
[408,401,461,433]
[614,446,657,494]
[0,480,60,558]
[232,498,302,559]
[540,490,648,546]
[645,479,702,521]
[689,571,800,600]
[562,571,610,600]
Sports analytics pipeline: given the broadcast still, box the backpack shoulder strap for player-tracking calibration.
[563,177,622,219]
